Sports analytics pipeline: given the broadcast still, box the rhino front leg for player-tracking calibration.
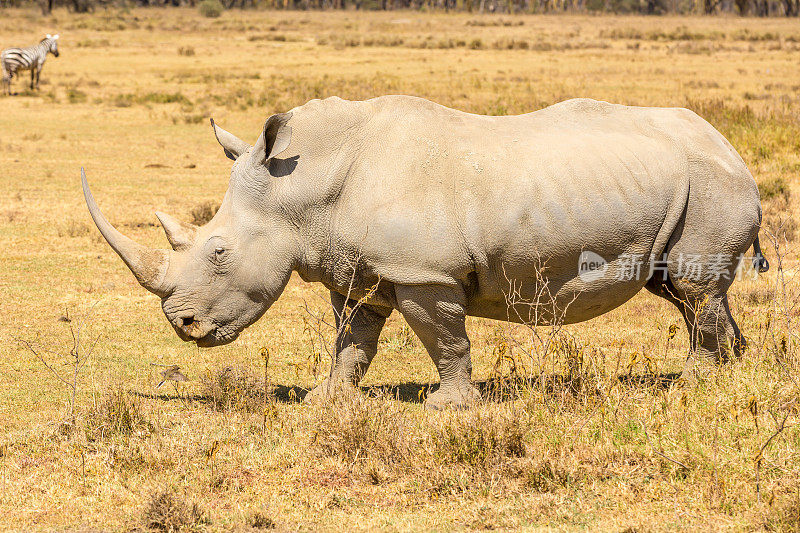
[305,289,390,402]
[396,284,480,410]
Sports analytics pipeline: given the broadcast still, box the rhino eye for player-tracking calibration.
[212,247,228,263]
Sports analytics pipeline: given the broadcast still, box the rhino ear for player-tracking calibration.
[155,211,199,251]
[211,118,251,161]
[252,112,292,165]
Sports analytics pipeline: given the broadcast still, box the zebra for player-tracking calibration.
[1,34,59,96]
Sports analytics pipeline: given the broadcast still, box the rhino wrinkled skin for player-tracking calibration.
[83,96,767,409]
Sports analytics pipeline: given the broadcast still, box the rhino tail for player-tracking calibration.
[752,234,769,273]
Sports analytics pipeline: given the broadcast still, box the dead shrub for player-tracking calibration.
[429,408,525,470]
[311,391,408,466]
[209,467,255,493]
[763,211,798,243]
[766,485,800,531]
[364,457,389,484]
[85,387,154,441]
[58,219,90,238]
[522,456,576,492]
[199,366,264,413]
[491,38,530,50]
[247,510,277,529]
[685,97,758,133]
[554,336,609,401]
[760,176,791,203]
[108,442,177,473]
[419,464,474,495]
[17,315,98,430]
[745,284,774,306]
[142,489,210,532]
[108,442,146,471]
[5,209,22,223]
[190,200,220,225]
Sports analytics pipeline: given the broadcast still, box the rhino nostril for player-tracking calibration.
[182,316,195,327]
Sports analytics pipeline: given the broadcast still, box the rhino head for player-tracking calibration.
[83,114,295,347]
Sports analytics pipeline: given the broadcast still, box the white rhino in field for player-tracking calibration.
[83,96,768,409]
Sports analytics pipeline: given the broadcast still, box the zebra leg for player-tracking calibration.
[35,68,41,89]
[30,69,35,90]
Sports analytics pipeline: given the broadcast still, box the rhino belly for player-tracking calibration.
[460,146,685,324]
[465,266,651,325]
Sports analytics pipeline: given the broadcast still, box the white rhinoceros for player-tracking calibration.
[83,96,768,409]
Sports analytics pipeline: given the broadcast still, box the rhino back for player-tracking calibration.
[333,99,681,265]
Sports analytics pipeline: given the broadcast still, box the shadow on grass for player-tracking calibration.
[130,371,682,406]
[361,371,682,404]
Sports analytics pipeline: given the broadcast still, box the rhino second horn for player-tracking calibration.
[155,211,198,251]
[81,168,172,297]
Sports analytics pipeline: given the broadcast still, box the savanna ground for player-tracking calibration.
[1,7,799,531]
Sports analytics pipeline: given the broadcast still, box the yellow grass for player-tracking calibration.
[1,7,799,531]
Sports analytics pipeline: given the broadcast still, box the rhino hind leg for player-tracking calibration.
[645,261,745,380]
[395,284,480,410]
[680,293,744,365]
[305,290,390,403]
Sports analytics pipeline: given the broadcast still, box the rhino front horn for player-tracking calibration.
[81,168,172,297]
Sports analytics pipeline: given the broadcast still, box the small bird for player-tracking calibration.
[152,364,189,388]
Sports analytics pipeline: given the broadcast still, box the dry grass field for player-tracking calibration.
[1,7,799,531]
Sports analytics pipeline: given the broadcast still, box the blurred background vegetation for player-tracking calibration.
[3,0,797,22]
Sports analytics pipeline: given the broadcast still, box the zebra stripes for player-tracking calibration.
[1,34,59,95]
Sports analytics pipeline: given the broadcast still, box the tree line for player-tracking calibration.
[1,0,796,18]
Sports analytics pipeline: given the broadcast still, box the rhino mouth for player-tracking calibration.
[171,323,240,347]
[195,330,240,347]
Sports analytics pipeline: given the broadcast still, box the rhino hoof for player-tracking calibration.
[424,385,481,411]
